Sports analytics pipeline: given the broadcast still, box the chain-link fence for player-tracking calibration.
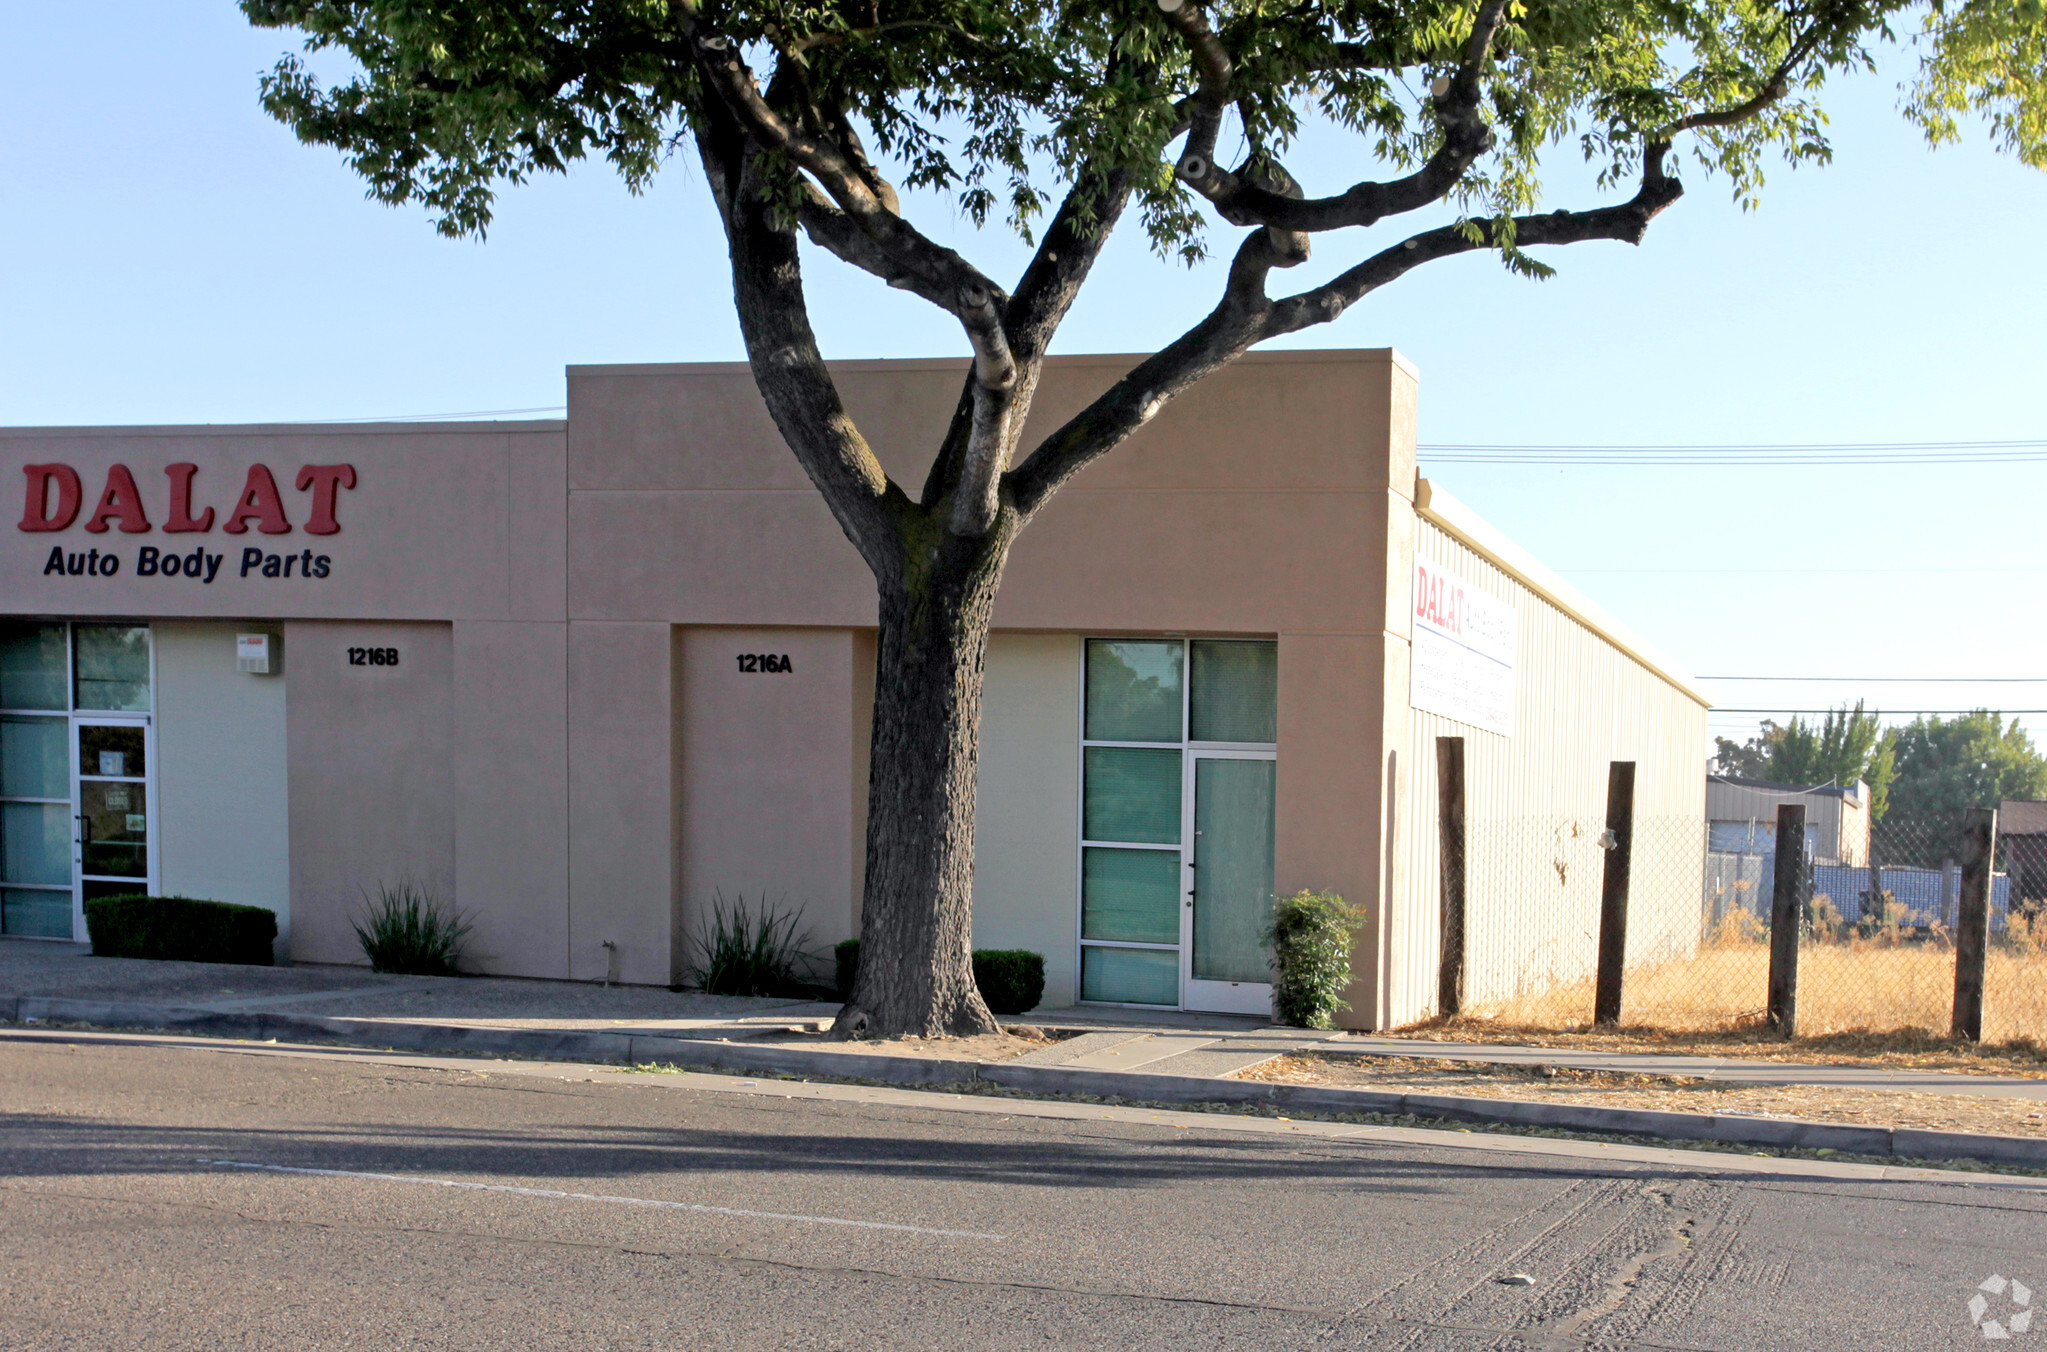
[1439,810,2046,1042]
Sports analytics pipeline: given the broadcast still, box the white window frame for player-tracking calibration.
[1075,636,1277,1010]
[0,622,157,942]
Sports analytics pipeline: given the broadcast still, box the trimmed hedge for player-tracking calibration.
[832,940,1045,1015]
[84,894,278,967]
[971,949,1045,1016]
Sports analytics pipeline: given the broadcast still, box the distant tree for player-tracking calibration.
[1887,711,2047,842]
[1713,722,1783,780]
[1713,701,1896,817]
[242,0,2047,1038]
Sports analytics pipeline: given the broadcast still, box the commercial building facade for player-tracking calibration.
[0,350,1709,1028]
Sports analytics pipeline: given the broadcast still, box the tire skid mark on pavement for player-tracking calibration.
[196,1159,1003,1241]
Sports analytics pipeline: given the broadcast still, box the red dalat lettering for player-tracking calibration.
[1416,564,1463,636]
[18,462,356,536]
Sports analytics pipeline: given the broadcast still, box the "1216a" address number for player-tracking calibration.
[736,653,793,673]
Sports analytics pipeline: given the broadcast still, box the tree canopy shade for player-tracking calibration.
[244,0,2047,1037]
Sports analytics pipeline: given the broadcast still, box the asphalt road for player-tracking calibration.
[3,1032,2044,1350]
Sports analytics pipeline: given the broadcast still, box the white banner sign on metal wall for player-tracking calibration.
[1410,559,1516,736]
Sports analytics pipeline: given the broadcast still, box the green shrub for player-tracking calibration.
[972,949,1045,1015]
[687,892,815,997]
[353,880,472,976]
[1266,890,1364,1029]
[84,894,277,966]
[830,941,1045,1015]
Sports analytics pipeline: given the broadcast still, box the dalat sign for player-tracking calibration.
[19,462,356,583]
[1410,558,1516,736]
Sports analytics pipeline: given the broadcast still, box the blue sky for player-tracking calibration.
[5,4,2045,757]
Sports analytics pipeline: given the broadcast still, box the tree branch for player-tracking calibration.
[687,25,1025,538]
[1157,0,1234,181]
[1004,224,1297,517]
[1007,137,1685,514]
[693,101,907,576]
[1265,142,1685,336]
[1173,0,1507,232]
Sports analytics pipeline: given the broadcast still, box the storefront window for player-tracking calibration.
[1,716,69,797]
[73,625,151,712]
[0,623,68,711]
[1080,945,1179,1005]
[0,624,156,938]
[1082,746,1181,844]
[1080,847,1180,944]
[1189,640,1278,743]
[1084,640,1182,742]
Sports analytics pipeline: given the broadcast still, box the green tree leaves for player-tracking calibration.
[1715,700,1897,817]
[1716,702,2047,834]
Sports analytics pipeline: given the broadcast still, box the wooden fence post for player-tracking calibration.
[1952,806,1998,1042]
[1436,737,1468,1017]
[1593,762,1636,1027]
[1767,803,1806,1036]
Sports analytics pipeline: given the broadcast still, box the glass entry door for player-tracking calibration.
[75,720,154,906]
[1182,753,1276,1014]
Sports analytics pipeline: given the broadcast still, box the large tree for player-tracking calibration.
[1888,710,2047,843]
[243,0,2045,1037]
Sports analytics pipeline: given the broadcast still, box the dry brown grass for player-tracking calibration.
[1239,1052,2047,1137]
[1427,930,2047,1065]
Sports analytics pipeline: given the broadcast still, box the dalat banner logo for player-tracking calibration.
[20,462,356,583]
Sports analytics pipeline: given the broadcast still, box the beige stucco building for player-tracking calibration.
[0,350,1709,1028]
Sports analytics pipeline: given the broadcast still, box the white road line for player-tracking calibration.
[200,1159,1003,1241]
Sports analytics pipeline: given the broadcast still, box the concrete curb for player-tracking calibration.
[9,994,2046,1172]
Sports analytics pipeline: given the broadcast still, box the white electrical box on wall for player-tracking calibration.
[236,633,274,675]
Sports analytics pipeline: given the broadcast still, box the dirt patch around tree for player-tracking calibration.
[1237,1052,2047,1138]
[746,1024,1069,1062]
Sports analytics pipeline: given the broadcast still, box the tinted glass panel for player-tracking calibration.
[1,801,71,886]
[1085,640,1182,743]
[1,716,68,798]
[1190,640,1278,743]
[1,887,71,938]
[79,725,145,779]
[0,623,67,711]
[1191,758,1277,983]
[1082,847,1181,944]
[1080,945,1179,1005]
[1082,747,1181,844]
[74,625,150,712]
[80,780,147,877]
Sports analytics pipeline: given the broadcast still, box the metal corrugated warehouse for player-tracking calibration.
[1380,481,1712,1028]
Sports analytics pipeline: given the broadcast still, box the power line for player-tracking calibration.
[1698,676,2047,683]
[1419,437,2047,466]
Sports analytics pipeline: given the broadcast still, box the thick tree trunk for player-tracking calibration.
[835,529,1011,1040]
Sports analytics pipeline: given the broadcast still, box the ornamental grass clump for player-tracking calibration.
[353,880,472,976]
[687,892,816,998]
[1267,890,1365,1030]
